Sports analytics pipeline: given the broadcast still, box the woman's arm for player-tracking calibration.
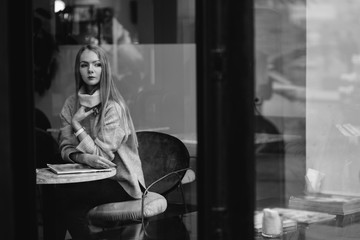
[71,105,94,141]
[69,152,116,168]
[58,96,82,163]
[75,102,130,161]
[59,106,116,168]
[59,97,128,164]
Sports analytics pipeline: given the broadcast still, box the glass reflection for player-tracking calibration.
[34,0,196,239]
[306,0,360,196]
[255,0,306,209]
[255,0,360,239]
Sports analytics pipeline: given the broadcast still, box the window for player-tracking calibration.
[34,0,197,239]
[255,0,360,238]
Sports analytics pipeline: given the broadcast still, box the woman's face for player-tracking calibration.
[79,49,102,91]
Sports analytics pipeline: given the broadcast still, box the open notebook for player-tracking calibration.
[47,163,114,175]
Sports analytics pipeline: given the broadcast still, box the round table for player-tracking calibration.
[36,167,117,184]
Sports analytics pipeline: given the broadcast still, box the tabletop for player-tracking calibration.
[255,197,360,240]
[255,216,360,240]
[36,167,117,184]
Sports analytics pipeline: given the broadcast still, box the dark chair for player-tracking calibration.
[35,127,60,168]
[35,108,52,132]
[35,127,63,240]
[87,131,196,232]
[34,109,57,239]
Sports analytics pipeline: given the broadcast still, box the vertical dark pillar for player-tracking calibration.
[0,0,14,237]
[153,0,177,43]
[0,0,37,239]
[137,0,155,43]
[137,0,177,43]
[227,1,255,238]
[197,0,254,239]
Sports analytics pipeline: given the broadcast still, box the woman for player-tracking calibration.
[57,44,145,239]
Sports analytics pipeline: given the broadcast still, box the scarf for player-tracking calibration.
[78,87,102,116]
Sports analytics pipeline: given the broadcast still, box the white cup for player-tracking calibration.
[262,208,283,238]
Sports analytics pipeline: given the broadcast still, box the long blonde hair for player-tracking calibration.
[74,44,138,152]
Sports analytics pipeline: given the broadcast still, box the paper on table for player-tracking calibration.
[306,168,325,193]
[272,208,335,224]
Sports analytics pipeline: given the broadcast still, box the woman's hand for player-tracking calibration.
[72,106,93,129]
[78,153,117,169]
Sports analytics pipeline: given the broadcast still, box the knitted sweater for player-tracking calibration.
[59,94,145,199]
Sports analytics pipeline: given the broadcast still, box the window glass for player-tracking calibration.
[306,0,360,196]
[255,0,360,237]
[254,0,306,208]
[34,0,197,239]
[34,0,196,136]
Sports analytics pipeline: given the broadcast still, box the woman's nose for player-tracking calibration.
[88,64,94,72]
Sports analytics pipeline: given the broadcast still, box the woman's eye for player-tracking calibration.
[95,63,102,67]
[80,64,88,68]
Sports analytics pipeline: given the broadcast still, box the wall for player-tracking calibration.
[35,43,197,135]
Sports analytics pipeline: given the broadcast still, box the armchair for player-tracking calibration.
[87,131,196,232]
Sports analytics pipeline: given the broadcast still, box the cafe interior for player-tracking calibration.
[4,0,360,239]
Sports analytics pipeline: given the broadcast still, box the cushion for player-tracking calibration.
[181,169,196,184]
[87,191,167,227]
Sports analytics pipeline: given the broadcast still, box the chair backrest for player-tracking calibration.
[35,108,52,131]
[136,131,190,195]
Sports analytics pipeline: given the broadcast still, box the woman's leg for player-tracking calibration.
[57,179,133,240]
[41,184,67,240]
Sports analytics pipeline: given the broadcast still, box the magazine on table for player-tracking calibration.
[254,207,336,233]
[47,163,114,175]
[289,194,360,215]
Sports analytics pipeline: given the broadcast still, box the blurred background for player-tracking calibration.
[30,0,360,238]
[33,0,196,137]
[255,0,360,206]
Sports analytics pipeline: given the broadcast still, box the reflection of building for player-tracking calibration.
[98,7,130,44]
[55,3,100,44]
[55,3,136,45]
